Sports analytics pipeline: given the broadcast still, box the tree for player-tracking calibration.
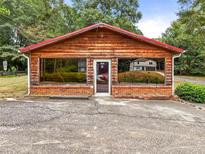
[0,0,143,71]
[160,0,205,76]
[0,0,79,71]
[1,0,142,44]
[72,0,142,33]
[0,0,79,41]
[0,0,10,15]
[0,46,26,71]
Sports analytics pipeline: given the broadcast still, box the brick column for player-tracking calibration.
[165,57,172,85]
[87,58,93,84]
[112,58,118,84]
[30,56,40,85]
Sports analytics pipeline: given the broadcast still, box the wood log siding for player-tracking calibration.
[29,28,174,98]
[31,29,172,58]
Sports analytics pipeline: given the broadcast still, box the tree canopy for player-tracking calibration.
[0,0,204,76]
[161,0,205,76]
[0,0,142,71]
[1,0,142,45]
[72,0,142,33]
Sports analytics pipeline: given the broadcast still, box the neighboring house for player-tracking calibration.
[19,23,184,99]
[130,58,157,71]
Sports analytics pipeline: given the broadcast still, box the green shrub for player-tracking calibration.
[175,83,205,103]
[57,65,78,72]
[118,71,165,84]
[42,72,86,83]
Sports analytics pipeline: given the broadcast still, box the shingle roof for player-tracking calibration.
[19,22,184,53]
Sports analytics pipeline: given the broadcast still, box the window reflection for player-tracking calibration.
[118,58,165,84]
[40,58,86,83]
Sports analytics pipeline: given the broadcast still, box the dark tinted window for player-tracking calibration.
[40,58,86,83]
[118,58,165,84]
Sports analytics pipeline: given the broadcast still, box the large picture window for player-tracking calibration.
[40,58,86,83]
[118,58,165,84]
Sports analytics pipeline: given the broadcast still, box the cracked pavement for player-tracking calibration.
[0,97,205,154]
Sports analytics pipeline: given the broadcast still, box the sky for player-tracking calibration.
[65,0,180,38]
[138,0,179,38]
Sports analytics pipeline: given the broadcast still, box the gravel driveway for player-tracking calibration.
[0,97,205,154]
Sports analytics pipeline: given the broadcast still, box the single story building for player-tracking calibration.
[20,23,184,99]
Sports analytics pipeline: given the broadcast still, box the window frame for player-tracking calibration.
[118,58,166,85]
[39,58,87,84]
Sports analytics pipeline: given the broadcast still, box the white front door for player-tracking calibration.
[94,60,111,96]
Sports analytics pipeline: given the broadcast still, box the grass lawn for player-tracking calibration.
[0,75,27,99]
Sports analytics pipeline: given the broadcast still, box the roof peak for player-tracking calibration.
[19,23,184,53]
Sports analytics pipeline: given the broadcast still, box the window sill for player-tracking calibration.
[36,82,91,87]
[113,83,169,87]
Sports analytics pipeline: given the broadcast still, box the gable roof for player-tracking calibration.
[19,22,184,53]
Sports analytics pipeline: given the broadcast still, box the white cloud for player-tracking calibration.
[138,16,175,38]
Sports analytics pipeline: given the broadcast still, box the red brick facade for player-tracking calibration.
[112,85,172,99]
[24,26,181,99]
[30,85,93,96]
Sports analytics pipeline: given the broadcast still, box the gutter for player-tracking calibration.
[21,52,30,95]
[172,50,186,95]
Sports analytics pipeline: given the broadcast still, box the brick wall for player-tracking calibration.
[30,85,93,96]
[112,85,172,99]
